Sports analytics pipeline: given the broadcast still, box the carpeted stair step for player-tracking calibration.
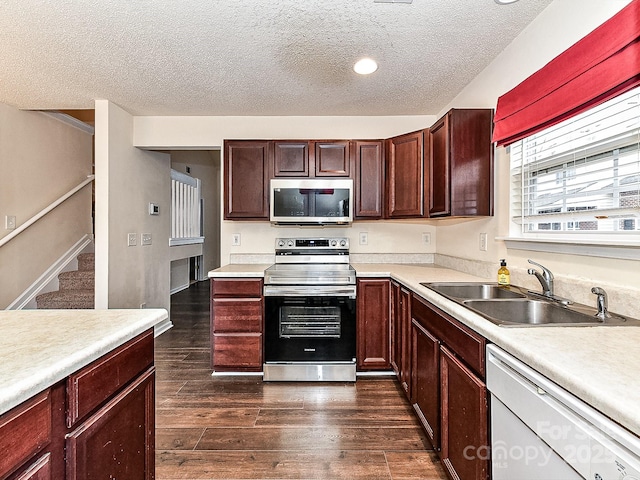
[36,289,94,309]
[77,252,94,271]
[58,270,94,290]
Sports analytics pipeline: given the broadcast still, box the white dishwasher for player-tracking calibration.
[487,344,640,480]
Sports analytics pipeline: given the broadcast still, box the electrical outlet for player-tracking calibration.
[479,232,488,251]
[422,232,431,245]
[232,233,241,246]
[5,215,16,230]
[141,233,152,246]
[359,232,368,245]
[127,233,137,246]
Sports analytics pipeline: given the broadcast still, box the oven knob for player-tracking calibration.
[330,239,337,247]
[340,239,347,247]
[277,240,285,247]
[287,240,294,247]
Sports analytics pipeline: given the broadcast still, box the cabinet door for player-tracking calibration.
[353,140,384,218]
[390,282,401,376]
[399,287,412,397]
[11,454,51,480]
[386,130,426,217]
[449,109,494,217]
[314,141,350,176]
[440,346,488,480]
[411,319,440,450]
[274,141,309,177]
[356,279,390,370]
[66,369,155,480]
[224,140,271,219]
[429,114,450,216]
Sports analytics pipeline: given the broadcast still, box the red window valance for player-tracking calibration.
[493,0,640,147]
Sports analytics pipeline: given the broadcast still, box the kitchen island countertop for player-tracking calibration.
[209,262,640,437]
[0,308,167,416]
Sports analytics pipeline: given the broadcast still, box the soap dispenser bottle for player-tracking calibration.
[498,259,510,286]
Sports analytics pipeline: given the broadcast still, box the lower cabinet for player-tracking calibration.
[0,330,155,480]
[391,281,412,397]
[411,293,489,480]
[356,278,390,370]
[211,278,264,371]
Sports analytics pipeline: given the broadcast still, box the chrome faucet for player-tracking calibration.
[591,287,611,320]
[527,260,554,297]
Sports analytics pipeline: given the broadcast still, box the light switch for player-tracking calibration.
[141,233,152,246]
[232,233,241,246]
[5,215,16,230]
[127,233,137,246]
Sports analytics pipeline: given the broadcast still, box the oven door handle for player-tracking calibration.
[263,285,356,298]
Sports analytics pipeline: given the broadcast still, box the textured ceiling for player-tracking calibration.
[0,0,553,116]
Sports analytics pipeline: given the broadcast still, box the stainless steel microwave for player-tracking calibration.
[270,178,353,225]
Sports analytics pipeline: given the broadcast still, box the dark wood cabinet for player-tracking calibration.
[0,330,155,480]
[440,346,488,480]
[273,141,309,177]
[390,281,412,397]
[386,130,428,218]
[429,109,494,217]
[211,278,264,372]
[314,141,350,176]
[356,278,390,371]
[411,293,488,480]
[353,140,384,219]
[66,369,155,480]
[224,140,271,219]
[411,318,441,450]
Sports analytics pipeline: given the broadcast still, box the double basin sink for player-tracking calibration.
[420,282,637,327]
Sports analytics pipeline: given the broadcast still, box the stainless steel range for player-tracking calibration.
[263,237,357,382]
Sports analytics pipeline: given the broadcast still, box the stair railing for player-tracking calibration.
[170,169,203,246]
[0,175,95,248]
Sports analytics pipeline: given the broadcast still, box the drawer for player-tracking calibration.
[212,278,263,297]
[0,390,51,479]
[67,329,154,428]
[412,294,486,378]
[212,298,263,332]
[11,453,51,480]
[212,333,262,371]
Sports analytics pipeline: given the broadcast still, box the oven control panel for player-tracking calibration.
[276,237,349,249]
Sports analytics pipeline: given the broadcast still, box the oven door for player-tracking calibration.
[264,295,356,363]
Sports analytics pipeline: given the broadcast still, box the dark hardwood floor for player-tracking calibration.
[155,280,448,480]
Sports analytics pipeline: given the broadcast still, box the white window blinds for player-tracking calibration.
[510,86,640,234]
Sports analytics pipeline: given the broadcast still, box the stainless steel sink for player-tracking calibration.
[421,282,527,300]
[421,282,636,327]
[462,299,607,326]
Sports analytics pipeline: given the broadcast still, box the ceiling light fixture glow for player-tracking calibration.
[354,58,378,75]
[494,0,519,4]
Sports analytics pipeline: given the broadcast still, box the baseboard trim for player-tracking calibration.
[7,234,93,310]
[170,283,190,295]
[154,318,174,337]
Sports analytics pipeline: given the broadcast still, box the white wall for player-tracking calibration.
[0,105,93,309]
[95,100,171,311]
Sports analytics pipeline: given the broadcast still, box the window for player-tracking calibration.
[510,86,640,236]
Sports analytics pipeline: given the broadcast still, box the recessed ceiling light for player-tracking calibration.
[494,0,519,4]
[354,58,378,75]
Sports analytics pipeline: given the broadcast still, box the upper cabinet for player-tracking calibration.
[314,141,350,177]
[272,141,350,178]
[429,109,494,217]
[386,130,429,218]
[224,140,271,220]
[273,141,309,177]
[353,140,384,219]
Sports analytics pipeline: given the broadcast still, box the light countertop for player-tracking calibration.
[0,308,167,416]
[209,262,640,437]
